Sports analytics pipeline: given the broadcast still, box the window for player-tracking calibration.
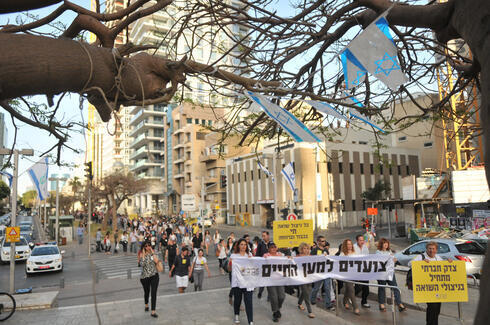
[187,118,192,124]
[389,166,393,175]
[195,119,199,124]
[252,204,255,214]
[154,116,163,122]
[398,165,401,175]
[238,173,240,182]
[370,164,374,174]
[208,120,212,126]
[406,242,426,255]
[244,171,247,181]
[233,205,235,214]
[456,242,485,254]
[352,199,356,211]
[327,162,332,173]
[349,163,353,174]
[437,243,450,254]
[398,136,407,142]
[201,119,206,125]
[379,165,383,174]
[341,200,345,212]
[338,162,343,173]
[424,141,433,148]
[245,204,248,212]
[406,166,410,175]
[359,141,368,145]
[360,163,364,174]
[251,171,253,180]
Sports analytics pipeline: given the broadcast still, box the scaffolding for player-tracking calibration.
[436,1,483,171]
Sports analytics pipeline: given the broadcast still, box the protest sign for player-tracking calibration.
[231,254,394,288]
[412,260,468,303]
[273,219,313,248]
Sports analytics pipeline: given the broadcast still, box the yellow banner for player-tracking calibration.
[412,260,468,303]
[273,219,313,248]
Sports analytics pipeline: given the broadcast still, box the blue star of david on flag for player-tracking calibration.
[352,71,367,86]
[374,53,401,76]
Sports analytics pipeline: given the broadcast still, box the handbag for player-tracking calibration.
[215,246,220,257]
[156,260,164,273]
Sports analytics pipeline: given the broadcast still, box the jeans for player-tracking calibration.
[311,278,333,308]
[267,286,285,313]
[140,274,159,311]
[343,282,359,310]
[298,284,313,313]
[130,242,138,253]
[194,269,204,291]
[176,233,182,245]
[378,277,402,305]
[426,303,441,325]
[78,234,83,244]
[122,241,128,253]
[96,240,101,252]
[355,280,370,305]
[233,288,253,323]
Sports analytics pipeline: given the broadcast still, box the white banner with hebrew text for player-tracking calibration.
[231,254,394,289]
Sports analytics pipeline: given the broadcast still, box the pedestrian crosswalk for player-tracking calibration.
[92,252,169,280]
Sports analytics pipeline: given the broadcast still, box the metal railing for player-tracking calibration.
[334,279,402,325]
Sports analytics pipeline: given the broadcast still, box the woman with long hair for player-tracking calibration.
[376,238,406,312]
[213,229,221,252]
[216,238,227,275]
[229,238,254,325]
[340,239,360,315]
[297,242,315,318]
[204,230,211,256]
[189,248,211,291]
[139,241,160,318]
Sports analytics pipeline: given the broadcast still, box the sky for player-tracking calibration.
[0,1,90,195]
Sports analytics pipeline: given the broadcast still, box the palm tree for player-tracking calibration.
[68,176,82,214]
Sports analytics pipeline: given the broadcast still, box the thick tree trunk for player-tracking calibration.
[449,1,490,323]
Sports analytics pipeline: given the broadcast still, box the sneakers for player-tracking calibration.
[362,303,371,308]
[327,306,336,312]
[272,312,279,322]
[276,311,282,318]
[234,315,240,324]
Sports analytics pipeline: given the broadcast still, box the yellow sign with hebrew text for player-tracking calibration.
[273,219,313,248]
[412,260,468,303]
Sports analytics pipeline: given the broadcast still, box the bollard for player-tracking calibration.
[60,277,65,288]
[127,269,132,279]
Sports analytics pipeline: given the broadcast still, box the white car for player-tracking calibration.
[26,244,64,275]
[0,237,31,263]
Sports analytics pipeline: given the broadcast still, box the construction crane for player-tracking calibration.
[436,0,483,171]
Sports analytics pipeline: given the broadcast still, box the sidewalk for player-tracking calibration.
[9,286,465,325]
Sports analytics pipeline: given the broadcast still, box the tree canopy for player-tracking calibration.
[0,1,489,322]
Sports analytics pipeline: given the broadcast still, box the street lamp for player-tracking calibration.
[48,176,67,244]
[0,148,34,294]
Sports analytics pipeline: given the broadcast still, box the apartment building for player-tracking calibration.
[200,133,252,223]
[226,129,421,228]
[164,103,225,215]
[129,104,167,215]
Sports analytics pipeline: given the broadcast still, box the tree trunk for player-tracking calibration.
[449,1,490,323]
[112,193,117,234]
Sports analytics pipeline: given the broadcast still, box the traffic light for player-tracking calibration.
[220,175,227,188]
[85,161,93,180]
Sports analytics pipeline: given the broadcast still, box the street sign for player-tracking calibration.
[287,213,298,221]
[181,194,197,211]
[6,226,20,243]
[367,207,378,215]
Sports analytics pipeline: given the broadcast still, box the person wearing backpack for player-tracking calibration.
[409,241,452,325]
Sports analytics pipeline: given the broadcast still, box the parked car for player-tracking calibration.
[0,237,31,263]
[394,239,485,277]
[25,244,64,275]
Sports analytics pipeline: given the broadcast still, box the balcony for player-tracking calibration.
[130,146,148,160]
[173,173,184,179]
[185,181,193,187]
[130,107,166,124]
[129,120,164,137]
[204,176,218,184]
[130,159,164,171]
[173,157,184,164]
[200,154,218,162]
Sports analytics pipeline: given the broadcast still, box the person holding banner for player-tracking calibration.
[410,241,452,325]
[263,242,286,322]
[376,238,406,312]
[354,234,371,308]
[340,239,360,315]
[297,242,315,319]
[310,235,335,311]
[229,238,254,325]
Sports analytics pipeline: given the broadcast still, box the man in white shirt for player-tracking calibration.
[354,234,370,308]
[410,241,452,325]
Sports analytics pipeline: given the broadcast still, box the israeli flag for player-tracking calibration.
[0,171,13,187]
[343,92,386,133]
[244,91,321,143]
[306,100,350,121]
[257,161,274,183]
[340,13,407,90]
[27,157,50,201]
[281,162,296,192]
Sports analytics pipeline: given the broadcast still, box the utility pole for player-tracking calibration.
[85,162,93,256]
[0,148,34,294]
[48,176,67,244]
[43,200,47,231]
[201,176,205,239]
